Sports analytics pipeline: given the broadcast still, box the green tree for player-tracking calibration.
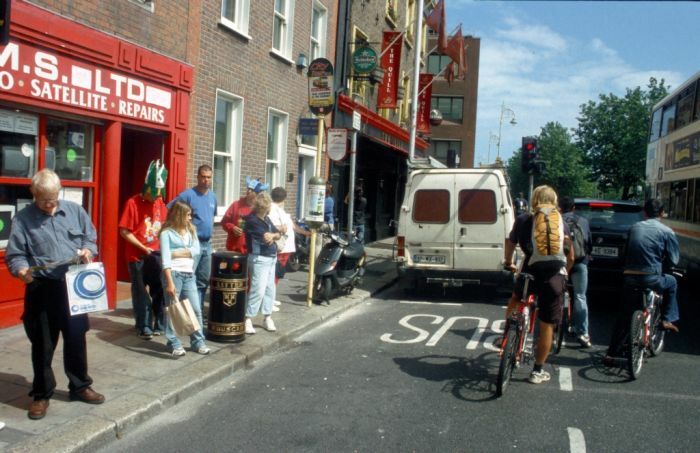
[574,78,669,199]
[506,122,594,200]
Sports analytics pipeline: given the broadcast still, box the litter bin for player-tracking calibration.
[207,251,247,342]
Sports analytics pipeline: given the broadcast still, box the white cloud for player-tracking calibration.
[496,16,568,52]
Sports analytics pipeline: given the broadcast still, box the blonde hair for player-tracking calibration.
[253,192,272,216]
[531,185,558,208]
[161,201,196,237]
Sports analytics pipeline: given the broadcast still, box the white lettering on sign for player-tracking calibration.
[381,314,505,349]
[0,41,171,124]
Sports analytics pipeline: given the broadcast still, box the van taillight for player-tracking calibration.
[397,236,405,257]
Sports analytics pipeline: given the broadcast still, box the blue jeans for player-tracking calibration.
[193,241,213,314]
[354,223,365,244]
[570,262,589,336]
[246,255,276,317]
[626,273,679,322]
[162,271,206,351]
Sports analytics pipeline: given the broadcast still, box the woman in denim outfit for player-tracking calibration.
[160,201,210,357]
[244,193,282,334]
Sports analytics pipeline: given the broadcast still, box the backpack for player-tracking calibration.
[565,215,587,261]
[528,204,566,273]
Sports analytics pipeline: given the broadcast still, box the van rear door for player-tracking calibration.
[453,172,506,271]
[405,172,454,268]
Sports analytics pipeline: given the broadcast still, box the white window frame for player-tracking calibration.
[266,108,289,189]
[213,89,244,217]
[220,0,251,38]
[310,1,328,60]
[271,0,295,60]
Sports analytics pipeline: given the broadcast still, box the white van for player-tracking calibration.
[394,168,516,290]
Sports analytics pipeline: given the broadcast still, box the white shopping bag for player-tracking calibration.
[65,262,109,316]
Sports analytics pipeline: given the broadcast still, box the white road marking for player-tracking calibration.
[400,300,462,306]
[559,367,573,391]
[567,427,586,453]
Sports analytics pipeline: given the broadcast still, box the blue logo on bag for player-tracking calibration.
[73,269,106,299]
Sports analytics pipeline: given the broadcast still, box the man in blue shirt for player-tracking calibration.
[605,198,680,362]
[169,165,217,314]
[6,169,105,420]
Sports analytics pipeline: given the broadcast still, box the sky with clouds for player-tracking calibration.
[445,1,700,164]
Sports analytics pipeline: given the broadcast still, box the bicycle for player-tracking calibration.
[553,283,573,354]
[626,268,684,379]
[496,273,538,397]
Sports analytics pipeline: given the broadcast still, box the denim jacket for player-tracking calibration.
[624,218,679,275]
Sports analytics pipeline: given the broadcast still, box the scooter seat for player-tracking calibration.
[343,242,364,259]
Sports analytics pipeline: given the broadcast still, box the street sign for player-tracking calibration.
[299,118,318,136]
[307,58,334,115]
[352,110,361,131]
[327,128,348,161]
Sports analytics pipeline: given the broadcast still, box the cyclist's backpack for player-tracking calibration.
[528,204,566,273]
[565,215,587,261]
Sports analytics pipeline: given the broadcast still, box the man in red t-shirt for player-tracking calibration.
[222,176,268,253]
[119,160,169,339]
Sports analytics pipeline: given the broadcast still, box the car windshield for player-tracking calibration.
[575,202,645,230]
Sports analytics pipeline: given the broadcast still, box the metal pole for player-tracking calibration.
[306,116,325,307]
[528,173,534,205]
[496,102,504,160]
[347,131,357,238]
[407,0,424,164]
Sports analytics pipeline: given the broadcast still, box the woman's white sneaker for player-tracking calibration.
[172,347,186,357]
[263,317,277,332]
[245,318,256,334]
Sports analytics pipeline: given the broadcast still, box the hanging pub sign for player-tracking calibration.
[307,57,334,115]
[416,73,434,134]
[352,45,377,80]
[377,31,402,109]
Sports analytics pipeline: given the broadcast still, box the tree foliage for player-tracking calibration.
[574,78,669,199]
[506,122,594,200]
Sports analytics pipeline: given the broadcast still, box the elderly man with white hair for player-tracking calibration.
[5,169,105,420]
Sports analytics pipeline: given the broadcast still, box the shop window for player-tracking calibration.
[213,90,243,215]
[458,190,497,223]
[0,110,38,179]
[266,109,288,188]
[221,0,250,37]
[45,119,94,182]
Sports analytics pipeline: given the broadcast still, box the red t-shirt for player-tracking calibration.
[118,195,168,262]
[221,197,253,253]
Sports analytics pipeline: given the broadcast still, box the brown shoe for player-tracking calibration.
[661,321,679,333]
[69,387,105,405]
[28,399,49,420]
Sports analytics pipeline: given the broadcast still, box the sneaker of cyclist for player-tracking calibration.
[503,185,574,385]
[604,199,680,365]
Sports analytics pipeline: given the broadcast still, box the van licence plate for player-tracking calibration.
[592,246,618,257]
[413,254,446,264]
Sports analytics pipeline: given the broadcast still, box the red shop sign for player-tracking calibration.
[377,31,402,109]
[0,41,174,125]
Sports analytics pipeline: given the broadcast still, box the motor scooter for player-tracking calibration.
[287,218,310,272]
[313,229,366,304]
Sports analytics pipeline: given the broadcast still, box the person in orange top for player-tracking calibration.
[221,176,268,253]
[119,160,169,339]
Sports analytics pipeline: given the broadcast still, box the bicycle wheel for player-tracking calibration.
[496,325,519,397]
[627,310,646,379]
[648,308,665,357]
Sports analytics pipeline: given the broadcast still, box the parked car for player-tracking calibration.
[574,198,645,290]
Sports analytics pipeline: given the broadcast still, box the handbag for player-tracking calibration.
[65,262,109,316]
[165,297,201,336]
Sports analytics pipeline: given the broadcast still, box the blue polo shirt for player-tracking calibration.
[169,187,217,242]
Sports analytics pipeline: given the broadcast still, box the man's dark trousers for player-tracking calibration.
[23,278,92,399]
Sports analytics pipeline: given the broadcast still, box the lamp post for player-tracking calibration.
[487,131,499,164]
[496,102,517,160]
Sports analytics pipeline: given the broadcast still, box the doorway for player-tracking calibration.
[116,128,165,281]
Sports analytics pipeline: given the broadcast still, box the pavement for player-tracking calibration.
[0,238,398,453]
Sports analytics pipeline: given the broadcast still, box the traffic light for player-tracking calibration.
[0,0,10,46]
[521,136,538,173]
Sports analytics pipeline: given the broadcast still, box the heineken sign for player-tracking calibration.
[352,46,378,74]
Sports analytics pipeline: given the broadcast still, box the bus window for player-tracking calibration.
[649,108,662,142]
[694,179,700,223]
[676,84,695,130]
[661,103,676,137]
[695,82,700,122]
